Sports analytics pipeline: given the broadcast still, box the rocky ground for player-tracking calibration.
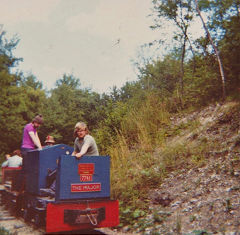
[147,154,240,234]
[129,102,240,234]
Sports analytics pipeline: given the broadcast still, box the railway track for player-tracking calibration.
[0,196,44,235]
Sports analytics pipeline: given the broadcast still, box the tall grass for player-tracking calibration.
[121,94,170,148]
[105,93,214,227]
[108,94,172,204]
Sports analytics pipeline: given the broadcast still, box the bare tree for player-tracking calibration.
[194,0,226,100]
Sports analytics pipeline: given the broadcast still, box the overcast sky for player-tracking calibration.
[1,0,168,93]
[1,0,204,94]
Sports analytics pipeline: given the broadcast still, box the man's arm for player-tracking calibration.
[75,143,90,158]
[29,131,42,150]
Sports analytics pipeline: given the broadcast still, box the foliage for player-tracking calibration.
[40,74,106,146]
[197,0,240,95]
[0,31,45,157]
[138,55,180,95]
[184,55,222,106]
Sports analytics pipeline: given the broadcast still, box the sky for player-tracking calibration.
[1,0,205,94]
[0,0,168,94]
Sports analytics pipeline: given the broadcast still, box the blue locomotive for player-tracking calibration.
[0,144,119,233]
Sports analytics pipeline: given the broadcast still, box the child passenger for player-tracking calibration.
[71,122,99,158]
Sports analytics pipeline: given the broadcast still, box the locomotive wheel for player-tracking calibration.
[2,192,8,209]
[33,213,44,227]
[16,194,24,212]
[9,201,16,215]
[23,208,32,222]
[33,213,40,227]
[16,196,24,217]
[0,192,4,205]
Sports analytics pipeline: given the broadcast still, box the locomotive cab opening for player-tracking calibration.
[24,144,74,195]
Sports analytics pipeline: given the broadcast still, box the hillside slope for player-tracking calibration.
[133,102,240,234]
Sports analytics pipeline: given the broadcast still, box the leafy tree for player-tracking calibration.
[184,54,222,105]
[0,31,22,71]
[20,74,43,90]
[0,31,23,154]
[0,31,46,155]
[193,0,240,98]
[220,15,240,91]
[208,0,240,92]
[42,74,107,146]
[41,74,83,145]
[151,0,196,97]
[138,55,180,96]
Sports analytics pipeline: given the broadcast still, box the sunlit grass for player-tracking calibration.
[106,94,232,229]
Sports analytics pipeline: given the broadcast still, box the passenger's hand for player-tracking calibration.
[75,153,82,158]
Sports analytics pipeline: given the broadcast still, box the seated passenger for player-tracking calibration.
[1,154,11,167]
[1,150,22,168]
[44,135,55,147]
[71,122,99,158]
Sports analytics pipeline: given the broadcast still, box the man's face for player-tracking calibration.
[77,129,87,138]
[33,122,41,129]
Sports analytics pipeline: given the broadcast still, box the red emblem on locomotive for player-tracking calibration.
[78,163,94,182]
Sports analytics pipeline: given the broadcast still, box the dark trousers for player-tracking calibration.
[20,147,33,159]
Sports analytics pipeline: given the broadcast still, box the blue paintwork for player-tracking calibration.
[55,155,110,201]
[24,144,74,195]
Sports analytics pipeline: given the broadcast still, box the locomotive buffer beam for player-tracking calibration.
[64,207,105,226]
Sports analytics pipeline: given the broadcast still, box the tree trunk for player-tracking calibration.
[180,35,186,98]
[194,0,226,100]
